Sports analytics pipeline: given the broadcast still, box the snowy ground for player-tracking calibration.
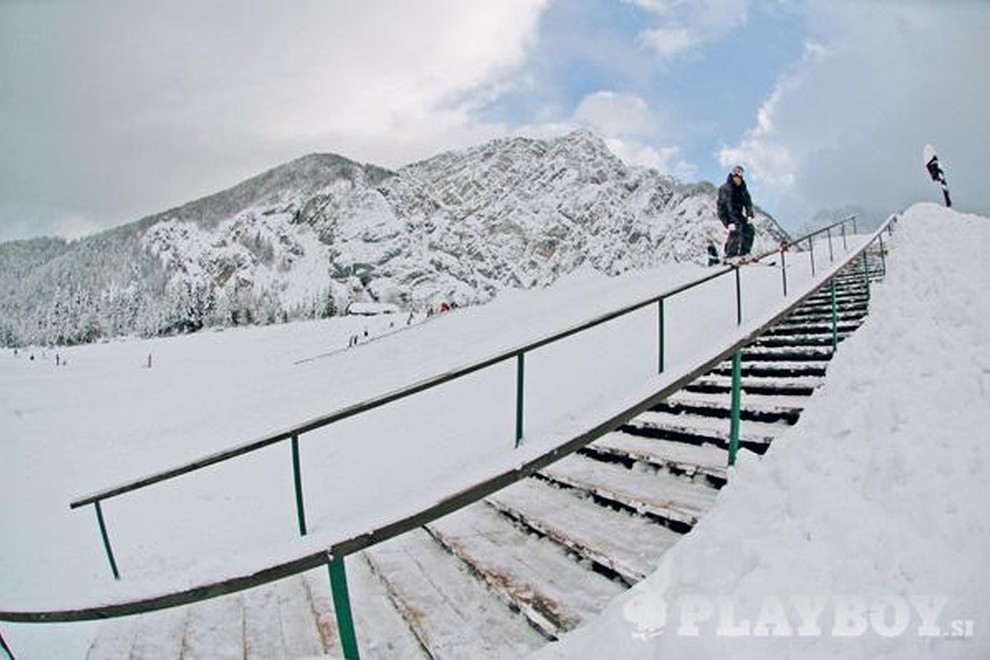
[2,203,986,658]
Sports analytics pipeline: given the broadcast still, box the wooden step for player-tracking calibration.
[273,573,326,658]
[485,478,682,584]
[709,359,830,378]
[685,372,822,396]
[622,410,788,450]
[654,391,806,424]
[242,584,285,660]
[540,455,718,527]
[750,333,851,348]
[589,431,728,481]
[92,607,186,660]
[427,503,626,639]
[86,617,138,660]
[740,345,836,362]
[364,528,547,658]
[781,310,867,327]
[806,286,869,300]
[766,318,864,333]
[337,555,428,659]
[180,591,246,660]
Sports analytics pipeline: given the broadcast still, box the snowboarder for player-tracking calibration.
[717,165,756,260]
[923,144,952,207]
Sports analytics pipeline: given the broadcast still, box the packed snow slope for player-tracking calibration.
[535,203,990,658]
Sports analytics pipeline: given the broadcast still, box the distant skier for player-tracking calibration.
[706,238,720,266]
[717,165,755,260]
[923,144,952,207]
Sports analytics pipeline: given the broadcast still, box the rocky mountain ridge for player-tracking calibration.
[0,130,787,346]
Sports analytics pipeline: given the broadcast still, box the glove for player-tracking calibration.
[727,223,736,232]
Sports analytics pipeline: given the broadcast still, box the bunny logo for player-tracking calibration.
[622,553,675,639]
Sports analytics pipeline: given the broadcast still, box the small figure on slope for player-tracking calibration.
[706,237,721,266]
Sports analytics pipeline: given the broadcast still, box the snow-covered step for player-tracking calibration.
[751,332,853,348]
[242,585,285,660]
[656,390,807,424]
[767,317,865,333]
[364,528,546,658]
[740,344,836,362]
[709,359,830,378]
[788,296,867,311]
[623,410,788,450]
[272,572,327,658]
[588,431,729,481]
[685,372,823,396]
[485,479,682,585]
[85,617,138,660]
[84,557,431,660]
[805,287,869,301]
[180,591,246,660]
[779,313,866,330]
[540,455,719,527]
[86,607,187,660]
[788,301,868,319]
[331,556,428,659]
[427,503,627,639]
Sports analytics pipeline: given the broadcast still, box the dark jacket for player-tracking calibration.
[716,174,753,227]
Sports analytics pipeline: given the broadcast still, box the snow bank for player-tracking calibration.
[535,203,990,658]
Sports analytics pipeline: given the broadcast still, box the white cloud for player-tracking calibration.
[569,91,694,178]
[129,1,549,153]
[0,0,551,235]
[719,3,990,225]
[717,43,821,188]
[606,138,697,180]
[638,27,696,58]
[633,0,751,60]
[574,91,655,137]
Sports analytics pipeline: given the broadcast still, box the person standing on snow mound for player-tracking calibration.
[717,165,756,259]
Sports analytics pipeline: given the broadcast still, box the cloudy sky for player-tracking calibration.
[1,0,986,241]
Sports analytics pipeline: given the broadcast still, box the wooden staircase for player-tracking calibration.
[86,256,884,659]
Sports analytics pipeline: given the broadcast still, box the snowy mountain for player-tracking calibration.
[0,130,787,347]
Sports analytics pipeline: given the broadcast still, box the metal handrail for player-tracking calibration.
[1,214,894,660]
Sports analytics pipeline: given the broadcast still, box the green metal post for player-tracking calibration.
[809,237,816,277]
[291,434,307,536]
[0,629,15,660]
[94,500,120,580]
[657,298,665,374]
[827,228,834,263]
[728,350,742,467]
[328,555,360,659]
[515,352,525,448]
[729,268,743,468]
[734,268,743,326]
[831,279,839,352]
